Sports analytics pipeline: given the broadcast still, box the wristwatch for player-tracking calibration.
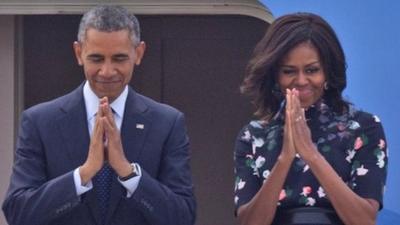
[119,163,139,181]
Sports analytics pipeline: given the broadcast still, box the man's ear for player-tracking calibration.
[73,41,83,66]
[134,41,146,66]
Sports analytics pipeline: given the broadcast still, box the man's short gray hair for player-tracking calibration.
[77,5,141,46]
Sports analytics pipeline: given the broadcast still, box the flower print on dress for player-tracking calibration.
[234,177,246,191]
[241,129,251,141]
[351,160,369,176]
[245,155,265,177]
[265,126,280,151]
[255,156,266,168]
[378,139,385,149]
[317,186,326,198]
[249,121,263,129]
[374,148,386,168]
[375,139,387,168]
[356,165,369,176]
[278,188,293,206]
[354,137,363,150]
[237,179,246,190]
[262,170,271,183]
[252,137,265,154]
[346,149,356,163]
[303,165,310,173]
[373,115,381,123]
[348,120,360,130]
[300,186,312,196]
[294,156,309,173]
[299,186,316,206]
[306,197,316,206]
[279,189,287,201]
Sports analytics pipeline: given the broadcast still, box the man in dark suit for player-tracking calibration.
[2,5,196,225]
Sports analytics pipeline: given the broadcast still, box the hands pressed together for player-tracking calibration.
[281,89,318,162]
[80,97,132,184]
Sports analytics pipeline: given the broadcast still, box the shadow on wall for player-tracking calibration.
[378,209,400,225]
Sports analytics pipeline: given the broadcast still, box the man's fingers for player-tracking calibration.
[99,99,117,130]
[100,96,108,104]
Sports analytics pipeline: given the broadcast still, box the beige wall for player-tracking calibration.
[0,15,15,225]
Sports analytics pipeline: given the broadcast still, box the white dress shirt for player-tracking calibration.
[73,81,141,197]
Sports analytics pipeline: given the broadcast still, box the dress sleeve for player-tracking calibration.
[233,125,262,215]
[350,113,388,209]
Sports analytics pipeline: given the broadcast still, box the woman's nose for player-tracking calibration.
[295,73,308,86]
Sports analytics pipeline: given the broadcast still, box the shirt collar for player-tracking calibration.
[83,81,128,120]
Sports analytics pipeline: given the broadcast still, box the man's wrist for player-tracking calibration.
[119,164,139,181]
[79,165,93,185]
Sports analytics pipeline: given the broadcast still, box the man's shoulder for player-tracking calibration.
[133,91,182,117]
[24,86,82,117]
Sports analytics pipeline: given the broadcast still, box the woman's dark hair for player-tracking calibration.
[241,12,349,120]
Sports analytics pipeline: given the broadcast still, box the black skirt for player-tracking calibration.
[272,207,345,225]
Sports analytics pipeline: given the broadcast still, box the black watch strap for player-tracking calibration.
[119,164,138,181]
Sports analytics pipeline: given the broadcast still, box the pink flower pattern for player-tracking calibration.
[354,137,363,150]
[301,186,312,196]
[279,190,286,201]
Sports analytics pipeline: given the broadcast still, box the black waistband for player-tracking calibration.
[272,207,345,225]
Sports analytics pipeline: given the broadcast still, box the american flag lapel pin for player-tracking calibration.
[136,123,144,129]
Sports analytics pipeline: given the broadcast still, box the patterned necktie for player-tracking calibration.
[93,163,113,224]
[92,107,116,224]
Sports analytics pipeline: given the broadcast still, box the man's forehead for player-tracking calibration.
[82,28,132,43]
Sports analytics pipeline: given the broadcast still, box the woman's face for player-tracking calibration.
[278,42,326,108]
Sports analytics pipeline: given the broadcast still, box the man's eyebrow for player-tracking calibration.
[113,53,129,58]
[87,54,103,58]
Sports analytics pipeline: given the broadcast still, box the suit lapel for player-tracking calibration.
[107,87,151,222]
[57,84,103,224]
[120,88,151,162]
[58,85,90,171]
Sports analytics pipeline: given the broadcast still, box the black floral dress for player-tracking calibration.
[234,100,388,212]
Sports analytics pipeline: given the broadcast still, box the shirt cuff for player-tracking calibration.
[118,163,142,198]
[73,167,93,196]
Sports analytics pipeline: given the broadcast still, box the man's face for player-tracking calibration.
[74,28,145,102]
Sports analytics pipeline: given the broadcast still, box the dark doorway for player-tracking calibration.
[23,14,268,225]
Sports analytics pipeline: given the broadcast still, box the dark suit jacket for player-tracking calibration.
[2,84,196,225]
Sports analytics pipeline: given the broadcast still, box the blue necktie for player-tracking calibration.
[92,108,116,224]
[93,163,113,224]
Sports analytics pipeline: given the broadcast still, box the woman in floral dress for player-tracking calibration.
[234,12,387,225]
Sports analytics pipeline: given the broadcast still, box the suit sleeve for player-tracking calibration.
[2,110,81,225]
[125,112,196,225]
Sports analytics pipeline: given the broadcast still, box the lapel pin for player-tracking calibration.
[136,124,144,129]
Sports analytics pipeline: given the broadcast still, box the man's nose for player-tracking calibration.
[99,62,116,77]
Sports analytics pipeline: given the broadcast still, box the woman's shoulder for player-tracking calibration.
[345,105,382,124]
[238,119,281,141]
[335,105,384,134]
